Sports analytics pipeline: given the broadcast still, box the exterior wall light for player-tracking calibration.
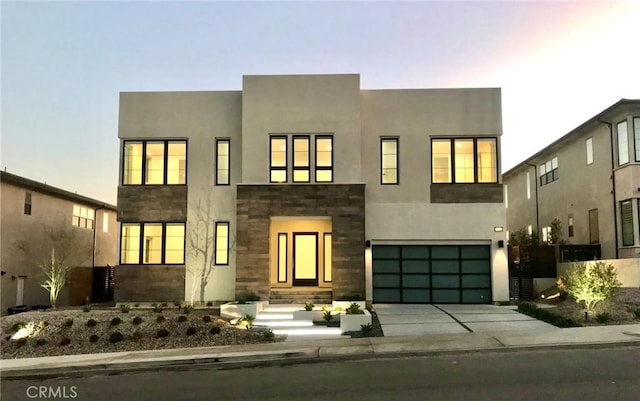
[494,226,504,232]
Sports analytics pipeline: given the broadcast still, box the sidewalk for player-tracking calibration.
[2,323,640,379]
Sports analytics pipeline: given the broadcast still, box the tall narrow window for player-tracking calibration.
[542,226,551,244]
[277,233,287,283]
[24,192,32,215]
[102,212,109,233]
[165,223,185,264]
[621,200,634,246]
[381,137,399,184]
[454,139,475,183]
[121,223,141,264]
[634,117,640,162]
[585,137,593,165]
[568,215,574,238]
[216,139,230,185]
[527,225,533,236]
[432,139,452,183]
[143,223,163,264]
[315,136,333,182]
[477,138,497,183]
[617,121,629,165]
[323,233,332,282]
[167,142,186,184]
[123,142,143,184]
[526,172,531,200]
[215,222,230,265]
[589,209,599,244]
[270,136,287,183]
[145,142,165,184]
[504,185,508,208]
[293,136,310,183]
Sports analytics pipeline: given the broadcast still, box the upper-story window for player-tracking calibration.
[431,138,498,184]
[617,121,629,165]
[539,157,558,186]
[634,117,640,162]
[270,136,288,183]
[24,192,32,215]
[293,136,310,183]
[381,137,399,185]
[120,222,185,264]
[585,137,593,165]
[315,136,333,182]
[122,140,186,185]
[215,139,230,185]
[73,205,95,229]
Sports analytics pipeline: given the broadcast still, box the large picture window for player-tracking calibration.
[431,138,498,184]
[216,139,230,185]
[122,140,186,185]
[270,136,287,183]
[617,121,629,165]
[315,136,333,182]
[381,137,399,184]
[293,136,310,183]
[120,222,185,264]
[215,222,230,265]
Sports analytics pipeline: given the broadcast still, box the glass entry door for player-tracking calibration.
[293,233,318,286]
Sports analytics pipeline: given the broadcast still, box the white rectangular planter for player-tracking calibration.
[340,310,371,333]
[220,301,267,319]
[332,300,366,311]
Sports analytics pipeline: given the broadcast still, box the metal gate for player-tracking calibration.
[91,265,114,303]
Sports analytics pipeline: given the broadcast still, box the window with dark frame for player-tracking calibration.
[215,222,230,265]
[430,138,498,184]
[315,135,333,182]
[277,233,287,283]
[215,139,230,185]
[617,120,629,165]
[270,136,287,183]
[634,117,640,162]
[568,215,574,238]
[122,140,186,185]
[119,222,185,265]
[621,200,634,246]
[539,157,558,186]
[24,192,32,215]
[381,137,399,184]
[293,136,310,183]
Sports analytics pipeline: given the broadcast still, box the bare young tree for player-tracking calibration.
[187,193,235,304]
[15,219,93,308]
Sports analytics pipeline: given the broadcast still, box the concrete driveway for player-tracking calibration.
[374,304,558,336]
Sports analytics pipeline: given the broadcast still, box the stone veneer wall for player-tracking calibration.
[115,266,185,302]
[236,184,366,300]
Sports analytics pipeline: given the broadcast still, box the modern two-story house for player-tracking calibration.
[504,99,640,260]
[116,74,509,305]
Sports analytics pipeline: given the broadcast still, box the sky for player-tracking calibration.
[2,1,639,205]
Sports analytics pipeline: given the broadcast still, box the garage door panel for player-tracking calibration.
[403,289,430,303]
[431,246,459,259]
[462,289,491,303]
[401,246,429,259]
[373,260,400,273]
[431,275,459,288]
[372,246,400,259]
[402,274,429,288]
[462,260,491,274]
[432,260,459,274]
[461,274,491,288]
[374,288,401,303]
[432,289,460,303]
[402,260,430,273]
[374,274,400,287]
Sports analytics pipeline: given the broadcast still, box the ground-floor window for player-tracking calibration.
[120,222,185,264]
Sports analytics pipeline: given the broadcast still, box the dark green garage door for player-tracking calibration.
[372,245,492,304]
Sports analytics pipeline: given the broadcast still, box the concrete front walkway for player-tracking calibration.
[374,304,558,336]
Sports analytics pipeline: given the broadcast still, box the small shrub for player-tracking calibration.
[186,327,197,336]
[132,331,144,340]
[174,301,182,307]
[178,315,188,323]
[156,329,170,338]
[132,316,143,325]
[560,260,621,317]
[89,334,100,343]
[206,301,214,307]
[35,339,46,347]
[11,322,25,332]
[119,304,131,313]
[16,338,28,348]
[323,310,334,322]
[156,315,166,323]
[304,302,314,311]
[236,314,255,329]
[152,305,163,313]
[203,315,212,323]
[236,293,260,304]
[334,306,343,312]
[160,302,168,308]
[210,326,221,335]
[346,303,364,315]
[517,302,581,328]
[86,319,97,328]
[360,323,373,336]
[82,305,91,313]
[134,303,140,307]
[109,332,124,343]
[63,318,74,328]
[262,328,275,340]
[110,317,122,326]
[633,307,640,319]
[181,304,194,314]
[595,311,613,323]
[59,338,71,346]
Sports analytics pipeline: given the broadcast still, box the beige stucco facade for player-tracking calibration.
[0,172,117,315]
[117,74,509,304]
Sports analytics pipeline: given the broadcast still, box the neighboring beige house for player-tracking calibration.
[116,73,509,305]
[0,171,118,314]
[504,99,640,260]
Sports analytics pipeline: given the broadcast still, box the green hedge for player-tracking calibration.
[517,302,581,328]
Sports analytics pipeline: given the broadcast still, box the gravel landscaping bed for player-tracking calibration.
[0,308,284,359]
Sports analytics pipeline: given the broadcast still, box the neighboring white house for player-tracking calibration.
[116,74,509,304]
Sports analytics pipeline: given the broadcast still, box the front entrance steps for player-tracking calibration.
[254,304,342,340]
[269,288,332,304]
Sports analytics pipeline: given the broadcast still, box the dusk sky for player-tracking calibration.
[2,1,639,205]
